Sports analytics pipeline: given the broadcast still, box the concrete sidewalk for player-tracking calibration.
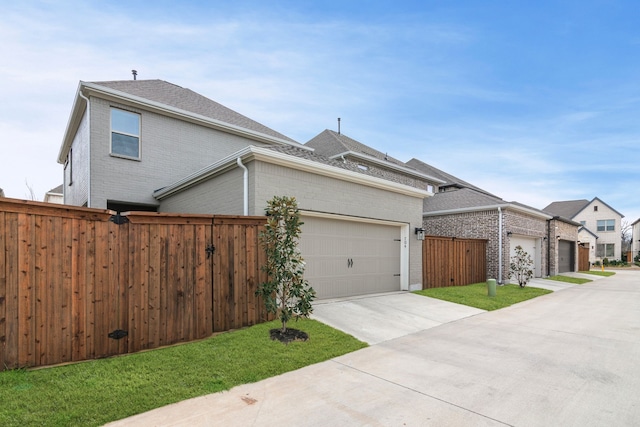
[106,271,640,426]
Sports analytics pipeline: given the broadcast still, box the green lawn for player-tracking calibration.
[546,275,592,284]
[0,319,367,427]
[579,270,616,277]
[414,282,552,311]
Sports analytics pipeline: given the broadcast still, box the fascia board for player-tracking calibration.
[81,82,310,150]
[329,151,446,184]
[250,147,431,198]
[57,82,87,164]
[155,146,431,200]
[424,203,554,220]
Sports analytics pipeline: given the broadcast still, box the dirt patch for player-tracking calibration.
[270,328,309,344]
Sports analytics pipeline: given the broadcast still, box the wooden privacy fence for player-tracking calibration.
[578,245,590,271]
[423,236,487,289]
[0,198,269,371]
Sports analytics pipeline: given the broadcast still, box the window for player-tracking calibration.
[427,184,434,193]
[357,164,369,171]
[594,205,598,212]
[596,243,615,258]
[580,221,586,226]
[111,108,140,158]
[596,219,615,232]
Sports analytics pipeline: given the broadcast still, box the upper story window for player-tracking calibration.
[111,108,140,159]
[427,184,434,193]
[597,219,615,232]
[357,164,369,171]
[593,205,598,212]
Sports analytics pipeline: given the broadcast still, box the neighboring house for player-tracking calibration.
[632,218,640,259]
[544,198,624,263]
[58,79,430,299]
[43,184,63,204]
[305,129,444,192]
[408,159,580,282]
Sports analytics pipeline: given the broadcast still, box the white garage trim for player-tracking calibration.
[299,210,410,292]
[509,235,542,279]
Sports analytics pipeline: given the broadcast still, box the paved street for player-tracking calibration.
[107,271,640,426]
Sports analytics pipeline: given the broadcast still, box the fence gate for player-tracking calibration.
[578,245,590,271]
[423,236,487,289]
[0,199,269,371]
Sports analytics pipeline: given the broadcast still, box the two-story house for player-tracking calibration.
[544,198,624,263]
[57,79,431,299]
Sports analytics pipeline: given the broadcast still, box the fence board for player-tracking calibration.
[0,211,5,370]
[0,200,269,371]
[423,236,487,289]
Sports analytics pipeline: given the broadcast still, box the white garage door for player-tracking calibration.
[299,215,401,299]
[509,235,541,279]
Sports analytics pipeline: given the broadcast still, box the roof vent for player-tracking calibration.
[132,70,137,80]
[337,117,341,134]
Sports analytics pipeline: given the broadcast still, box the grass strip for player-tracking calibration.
[414,282,552,311]
[0,319,367,427]
[546,275,592,284]
[579,270,616,277]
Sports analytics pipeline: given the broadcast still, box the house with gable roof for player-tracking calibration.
[407,158,581,282]
[543,197,624,263]
[57,79,430,299]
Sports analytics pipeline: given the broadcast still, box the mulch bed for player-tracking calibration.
[270,328,309,344]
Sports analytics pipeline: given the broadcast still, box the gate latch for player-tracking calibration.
[206,244,215,259]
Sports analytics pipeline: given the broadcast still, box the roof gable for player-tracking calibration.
[544,197,624,219]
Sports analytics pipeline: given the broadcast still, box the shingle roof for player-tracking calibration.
[406,158,497,197]
[264,145,380,176]
[543,199,591,218]
[89,79,298,144]
[47,184,63,194]
[423,188,505,213]
[305,129,408,167]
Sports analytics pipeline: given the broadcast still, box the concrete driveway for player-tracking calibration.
[106,271,640,426]
[311,292,486,345]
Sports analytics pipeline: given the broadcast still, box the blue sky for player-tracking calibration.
[1,0,639,223]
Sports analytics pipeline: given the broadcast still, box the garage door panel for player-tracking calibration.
[509,235,541,279]
[300,216,401,299]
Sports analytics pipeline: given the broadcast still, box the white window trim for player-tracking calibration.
[110,107,141,160]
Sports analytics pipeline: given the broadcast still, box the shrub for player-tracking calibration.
[509,245,534,288]
[603,258,609,266]
[256,196,315,333]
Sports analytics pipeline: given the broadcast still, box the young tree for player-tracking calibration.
[510,245,534,287]
[256,196,315,334]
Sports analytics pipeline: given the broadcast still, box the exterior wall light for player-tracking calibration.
[507,231,512,236]
[415,227,425,241]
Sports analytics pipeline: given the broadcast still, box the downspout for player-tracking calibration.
[546,219,551,277]
[236,157,248,216]
[78,90,91,207]
[498,207,503,284]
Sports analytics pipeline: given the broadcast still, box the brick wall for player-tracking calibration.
[423,208,551,283]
